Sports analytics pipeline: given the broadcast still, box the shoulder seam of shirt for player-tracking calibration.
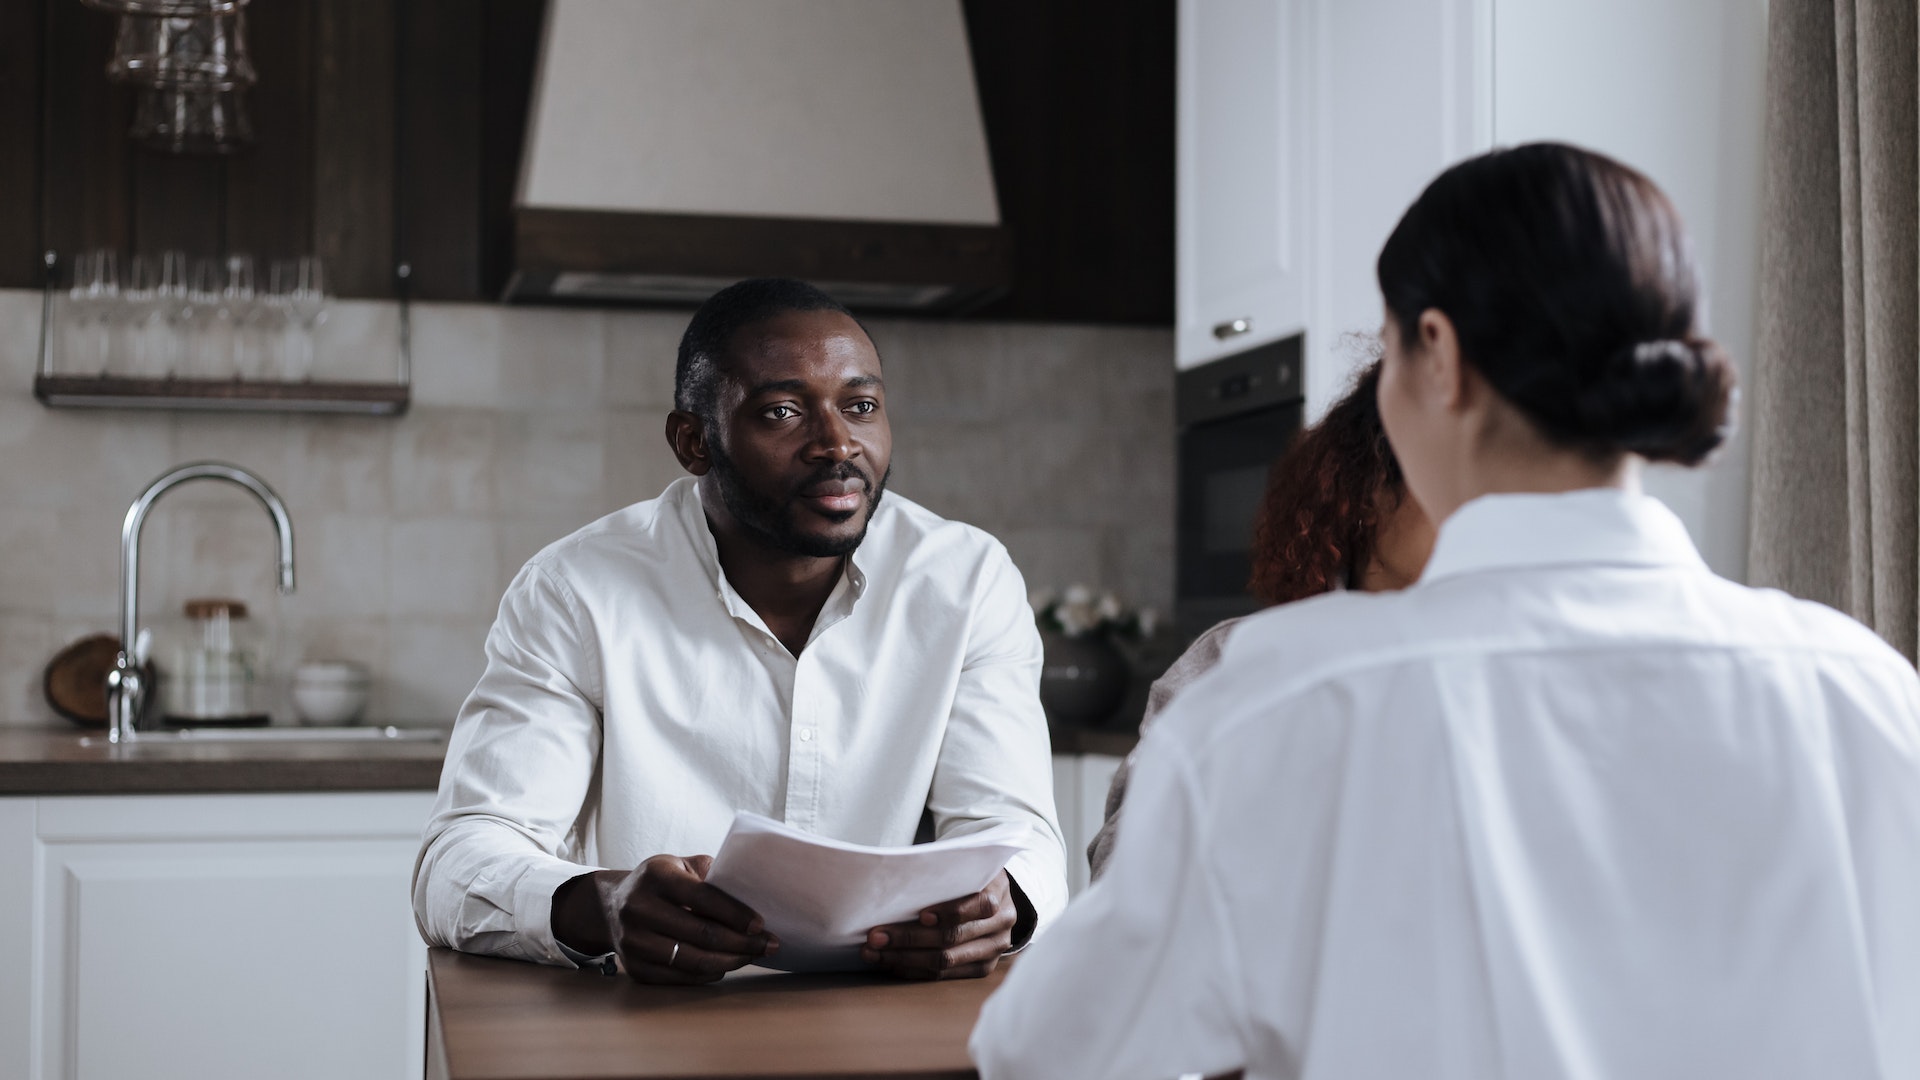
[527,558,605,704]
[1193,632,1918,760]
[958,537,1028,665]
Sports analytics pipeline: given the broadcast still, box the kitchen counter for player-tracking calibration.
[426,947,1002,1080]
[0,725,450,795]
[0,724,1133,797]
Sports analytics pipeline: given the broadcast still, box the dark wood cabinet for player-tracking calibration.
[5,0,538,303]
[3,0,1171,325]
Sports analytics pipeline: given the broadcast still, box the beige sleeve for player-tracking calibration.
[1085,617,1241,881]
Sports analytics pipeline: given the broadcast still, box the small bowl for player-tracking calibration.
[291,661,370,726]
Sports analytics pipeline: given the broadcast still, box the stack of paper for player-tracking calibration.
[705,811,1028,973]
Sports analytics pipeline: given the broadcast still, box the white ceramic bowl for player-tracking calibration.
[291,661,371,726]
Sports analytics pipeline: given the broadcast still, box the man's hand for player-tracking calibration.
[860,870,1016,980]
[552,854,778,985]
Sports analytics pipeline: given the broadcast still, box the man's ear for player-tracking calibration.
[1417,308,1469,414]
[665,410,712,476]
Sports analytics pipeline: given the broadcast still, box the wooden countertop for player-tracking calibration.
[0,726,449,795]
[426,948,1003,1080]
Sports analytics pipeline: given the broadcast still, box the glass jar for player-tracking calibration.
[161,597,268,726]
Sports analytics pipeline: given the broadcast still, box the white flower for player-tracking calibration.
[1136,607,1160,637]
[1095,591,1123,621]
[1062,583,1095,607]
[1070,598,1108,636]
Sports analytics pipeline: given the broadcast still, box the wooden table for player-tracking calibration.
[425,948,1005,1080]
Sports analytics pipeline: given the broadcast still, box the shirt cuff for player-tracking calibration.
[1003,872,1039,954]
[512,854,607,967]
[1001,845,1066,941]
[556,937,618,975]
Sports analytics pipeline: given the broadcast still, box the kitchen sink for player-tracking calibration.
[78,725,447,747]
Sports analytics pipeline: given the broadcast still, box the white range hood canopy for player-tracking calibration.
[508,0,1010,310]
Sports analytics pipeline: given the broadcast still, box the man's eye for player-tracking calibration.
[848,401,878,415]
[764,405,798,421]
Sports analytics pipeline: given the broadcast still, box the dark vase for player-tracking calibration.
[1038,630,1131,728]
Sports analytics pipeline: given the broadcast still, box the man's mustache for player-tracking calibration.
[794,462,873,498]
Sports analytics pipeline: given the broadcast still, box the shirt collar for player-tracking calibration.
[677,477,872,625]
[1417,487,1706,586]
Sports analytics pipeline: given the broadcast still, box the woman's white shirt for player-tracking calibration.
[972,488,1920,1080]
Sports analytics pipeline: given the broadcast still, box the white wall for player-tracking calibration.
[1491,0,1768,580]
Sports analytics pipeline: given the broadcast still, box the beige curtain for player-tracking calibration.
[1749,0,1920,660]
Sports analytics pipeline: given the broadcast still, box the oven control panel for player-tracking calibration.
[1175,334,1304,429]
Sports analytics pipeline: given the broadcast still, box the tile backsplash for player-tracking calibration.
[0,290,1173,727]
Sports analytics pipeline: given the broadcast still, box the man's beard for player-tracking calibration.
[706,444,890,558]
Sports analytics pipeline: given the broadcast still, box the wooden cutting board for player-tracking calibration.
[43,634,124,729]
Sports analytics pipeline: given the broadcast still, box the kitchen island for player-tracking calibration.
[427,947,1002,1080]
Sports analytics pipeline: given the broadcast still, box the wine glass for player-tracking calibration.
[263,258,296,379]
[271,256,327,380]
[66,249,120,375]
[181,257,221,377]
[122,254,163,376]
[219,254,256,378]
[157,250,190,374]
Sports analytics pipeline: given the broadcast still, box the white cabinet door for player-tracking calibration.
[1050,755,1082,894]
[1050,753,1126,898]
[1303,0,1491,415]
[0,800,36,1080]
[6,792,434,1080]
[1176,0,1311,370]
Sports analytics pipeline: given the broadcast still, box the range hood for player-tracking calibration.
[506,0,1009,312]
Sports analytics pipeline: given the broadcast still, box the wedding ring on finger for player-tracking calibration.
[667,941,680,968]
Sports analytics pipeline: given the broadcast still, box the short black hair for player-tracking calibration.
[674,278,863,423]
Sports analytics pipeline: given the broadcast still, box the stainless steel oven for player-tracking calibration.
[1175,336,1305,636]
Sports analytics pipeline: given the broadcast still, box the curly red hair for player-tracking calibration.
[1248,360,1404,606]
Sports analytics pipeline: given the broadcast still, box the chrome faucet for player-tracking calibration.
[107,462,296,744]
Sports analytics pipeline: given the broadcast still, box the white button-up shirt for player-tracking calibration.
[973,489,1920,1080]
[413,477,1067,965]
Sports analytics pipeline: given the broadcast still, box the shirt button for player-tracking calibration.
[798,728,814,742]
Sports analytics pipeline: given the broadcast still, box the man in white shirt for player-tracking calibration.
[413,278,1066,984]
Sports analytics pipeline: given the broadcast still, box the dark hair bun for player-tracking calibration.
[1569,338,1735,466]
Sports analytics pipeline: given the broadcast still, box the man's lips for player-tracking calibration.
[799,477,866,513]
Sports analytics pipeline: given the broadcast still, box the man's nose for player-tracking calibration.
[804,409,858,462]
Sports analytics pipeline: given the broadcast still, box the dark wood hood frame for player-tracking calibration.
[506,207,1011,312]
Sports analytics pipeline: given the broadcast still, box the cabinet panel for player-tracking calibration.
[1177,0,1309,368]
[7,792,434,1080]
[1051,755,1082,894]
[46,843,423,1080]
[0,800,38,1080]
[1303,0,1489,414]
[1051,752,1126,897]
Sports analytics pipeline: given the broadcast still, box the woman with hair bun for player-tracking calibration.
[973,143,1920,1080]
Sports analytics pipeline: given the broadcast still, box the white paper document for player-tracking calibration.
[705,811,1028,973]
